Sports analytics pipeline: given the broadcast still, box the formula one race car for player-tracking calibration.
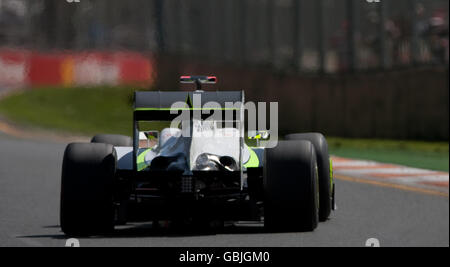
[60,76,335,236]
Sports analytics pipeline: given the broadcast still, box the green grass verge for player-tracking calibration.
[328,138,449,172]
[0,86,448,171]
[0,86,137,136]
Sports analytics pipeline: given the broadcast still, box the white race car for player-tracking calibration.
[60,76,335,236]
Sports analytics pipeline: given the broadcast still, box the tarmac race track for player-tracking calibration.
[0,133,448,247]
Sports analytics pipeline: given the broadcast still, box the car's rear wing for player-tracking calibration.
[134,91,244,121]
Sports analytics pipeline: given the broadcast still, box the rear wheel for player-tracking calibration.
[285,133,332,221]
[60,143,117,236]
[91,134,132,147]
[264,140,319,232]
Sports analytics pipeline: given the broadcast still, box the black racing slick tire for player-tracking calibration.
[91,134,132,147]
[264,140,319,232]
[285,133,332,221]
[60,143,117,236]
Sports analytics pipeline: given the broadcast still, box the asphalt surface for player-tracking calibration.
[0,133,448,247]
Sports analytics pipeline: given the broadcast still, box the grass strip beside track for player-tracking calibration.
[328,138,449,172]
[0,86,137,136]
